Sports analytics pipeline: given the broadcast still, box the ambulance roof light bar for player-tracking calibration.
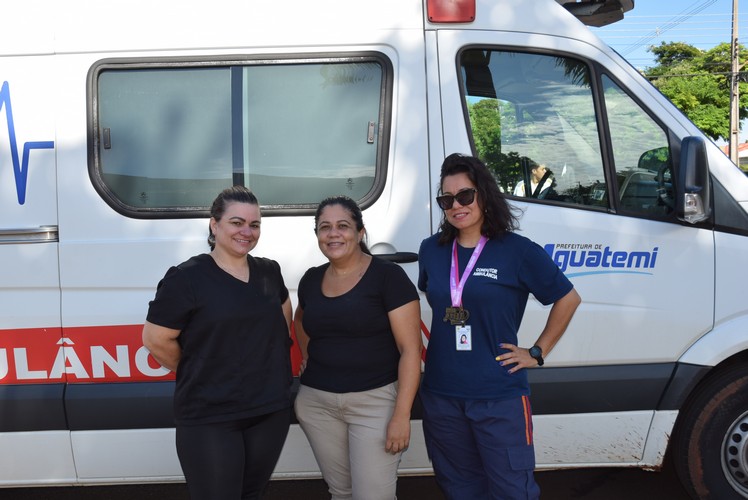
[427,0,476,23]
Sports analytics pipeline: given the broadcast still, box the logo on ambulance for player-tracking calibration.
[544,243,658,277]
[0,81,55,205]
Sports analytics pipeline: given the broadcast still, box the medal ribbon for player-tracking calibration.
[450,235,487,307]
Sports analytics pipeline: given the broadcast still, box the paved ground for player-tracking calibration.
[0,461,691,499]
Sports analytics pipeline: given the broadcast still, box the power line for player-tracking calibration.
[618,0,720,56]
[602,14,743,29]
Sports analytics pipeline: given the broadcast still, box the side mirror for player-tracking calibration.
[677,136,711,224]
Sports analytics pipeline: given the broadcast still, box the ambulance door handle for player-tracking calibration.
[373,252,418,263]
[0,225,59,244]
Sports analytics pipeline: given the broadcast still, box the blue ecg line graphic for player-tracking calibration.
[0,81,55,205]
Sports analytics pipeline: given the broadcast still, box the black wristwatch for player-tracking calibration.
[529,345,544,366]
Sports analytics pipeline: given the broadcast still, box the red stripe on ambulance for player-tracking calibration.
[0,325,173,384]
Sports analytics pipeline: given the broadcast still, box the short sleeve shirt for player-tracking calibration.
[298,256,419,393]
[146,254,291,425]
[418,232,572,400]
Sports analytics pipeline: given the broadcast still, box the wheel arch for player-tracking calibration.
[660,315,748,413]
[678,315,748,368]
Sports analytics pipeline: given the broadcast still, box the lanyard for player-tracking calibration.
[449,235,487,307]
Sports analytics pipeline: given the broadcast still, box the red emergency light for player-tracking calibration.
[427,0,476,23]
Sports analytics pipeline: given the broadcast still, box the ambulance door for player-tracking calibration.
[0,62,75,483]
[434,29,714,466]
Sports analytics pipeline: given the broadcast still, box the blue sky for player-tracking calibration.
[592,0,745,70]
[592,0,745,144]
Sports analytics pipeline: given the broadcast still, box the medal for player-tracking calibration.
[444,306,470,325]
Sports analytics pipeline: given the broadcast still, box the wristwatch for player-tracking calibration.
[529,345,544,366]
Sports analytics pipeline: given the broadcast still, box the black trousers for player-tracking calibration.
[176,407,291,500]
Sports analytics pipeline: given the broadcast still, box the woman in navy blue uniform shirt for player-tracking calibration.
[418,154,581,500]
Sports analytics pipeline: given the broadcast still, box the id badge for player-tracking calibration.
[455,325,471,351]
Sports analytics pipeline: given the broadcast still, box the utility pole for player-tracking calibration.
[730,0,740,164]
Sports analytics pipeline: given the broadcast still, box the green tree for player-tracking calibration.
[648,41,701,70]
[469,98,502,167]
[645,41,748,141]
[467,99,523,191]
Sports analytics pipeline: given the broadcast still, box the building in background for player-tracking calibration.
[721,142,748,170]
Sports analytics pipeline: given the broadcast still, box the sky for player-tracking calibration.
[592,0,745,71]
[591,0,746,144]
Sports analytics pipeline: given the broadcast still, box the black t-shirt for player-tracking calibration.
[146,253,291,425]
[298,256,419,393]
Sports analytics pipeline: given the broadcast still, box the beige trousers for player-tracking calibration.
[294,383,401,500]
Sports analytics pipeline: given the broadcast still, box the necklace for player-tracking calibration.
[322,253,370,297]
[211,254,249,282]
[328,253,369,279]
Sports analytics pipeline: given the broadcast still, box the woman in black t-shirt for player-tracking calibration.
[293,196,422,500]
[142,186,292,500]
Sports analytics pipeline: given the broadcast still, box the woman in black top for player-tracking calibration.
[294,196,422,500]
[142,186,292,500]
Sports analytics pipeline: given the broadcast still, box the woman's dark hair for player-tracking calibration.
[437,153,520,245]
[207,186,259,250]
[314,195,371,255]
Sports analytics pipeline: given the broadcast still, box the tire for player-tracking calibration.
[672,363,748,499]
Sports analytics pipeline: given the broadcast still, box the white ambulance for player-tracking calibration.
[2,0,747,498]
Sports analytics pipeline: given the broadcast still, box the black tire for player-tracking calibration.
[672,363,748,499]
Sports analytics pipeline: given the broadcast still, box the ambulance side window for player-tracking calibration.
[90,56,391,216]
[460,49,607,206]
[603,75,674,216]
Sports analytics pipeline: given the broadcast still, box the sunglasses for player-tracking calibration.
[436,188,477,210]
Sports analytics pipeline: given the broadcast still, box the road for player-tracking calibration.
[0,461,692,499]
